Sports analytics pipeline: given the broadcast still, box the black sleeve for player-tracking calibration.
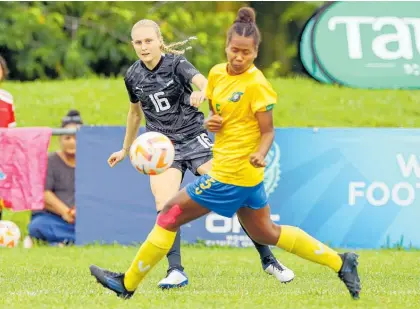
[174,56,200,86]
[124,78,139,103]
[124,64,140,103]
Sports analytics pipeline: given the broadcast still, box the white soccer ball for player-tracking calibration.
[0,220,21,248]
[129,132,175,175]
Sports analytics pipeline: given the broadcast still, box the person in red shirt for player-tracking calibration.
[0,55,15,128]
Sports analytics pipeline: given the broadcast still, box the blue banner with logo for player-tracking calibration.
[76,127,420,249]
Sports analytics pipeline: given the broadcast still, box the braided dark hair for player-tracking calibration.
[226,7,261,49]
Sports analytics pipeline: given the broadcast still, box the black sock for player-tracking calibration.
[239,220,274,262]
[157,210,184,272]
[166,230,184,271]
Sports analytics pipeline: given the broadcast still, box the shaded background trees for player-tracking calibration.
[0,1,323,81]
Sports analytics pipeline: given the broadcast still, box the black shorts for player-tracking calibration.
[169,131,213,176]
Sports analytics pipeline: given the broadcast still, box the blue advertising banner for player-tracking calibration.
[76,127,420,249]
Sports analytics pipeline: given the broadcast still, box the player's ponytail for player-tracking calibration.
[226,7,261,49]
[161,36,197,55]
[131,19,196,55]
[235,6,256,24]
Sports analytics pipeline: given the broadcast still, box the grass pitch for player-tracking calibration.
[1,246,419,309]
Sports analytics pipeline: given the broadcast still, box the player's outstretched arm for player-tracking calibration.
[122,102,142,152]
[108,102,142,168]
[190,74,207,107]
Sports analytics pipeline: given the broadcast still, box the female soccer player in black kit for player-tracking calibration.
[106,19,294,289]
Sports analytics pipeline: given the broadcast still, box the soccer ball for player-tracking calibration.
[129,132,175,175]
[0,220,21,248]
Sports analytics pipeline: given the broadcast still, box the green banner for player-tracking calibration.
[299,17,332,84]
[300,1,420,89]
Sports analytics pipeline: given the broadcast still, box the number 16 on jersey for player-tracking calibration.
[149,91,170,112]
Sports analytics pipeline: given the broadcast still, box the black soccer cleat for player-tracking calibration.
[89,265,134,299]
[338,252,361,299]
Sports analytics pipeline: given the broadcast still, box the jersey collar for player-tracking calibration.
[141,55,165,73]
[225,63,256,77]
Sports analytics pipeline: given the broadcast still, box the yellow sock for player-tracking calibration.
[124,225,176,291]
[276,225,343,272]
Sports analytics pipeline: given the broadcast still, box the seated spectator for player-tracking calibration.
[27,110,82,246]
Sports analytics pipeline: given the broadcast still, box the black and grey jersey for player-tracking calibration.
[124,54,205,139]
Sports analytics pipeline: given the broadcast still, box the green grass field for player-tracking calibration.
[1,76,420,308]
[1,247,420,309]
[5,76,420,130]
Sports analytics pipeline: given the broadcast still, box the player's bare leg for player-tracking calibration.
[89,189,209,298]
[197,161,295,283]
[237,206,361,299]
[150,168,183,212]
[195,159,212,175]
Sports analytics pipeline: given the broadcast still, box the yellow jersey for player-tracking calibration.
[205,63,277,187]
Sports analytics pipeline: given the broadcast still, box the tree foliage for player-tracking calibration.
[0,1,322,81]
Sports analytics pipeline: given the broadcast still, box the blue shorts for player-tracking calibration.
[185,174,268,218]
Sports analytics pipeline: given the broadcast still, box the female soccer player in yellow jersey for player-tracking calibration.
[90,7,361,300]
[105,18,294,289]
